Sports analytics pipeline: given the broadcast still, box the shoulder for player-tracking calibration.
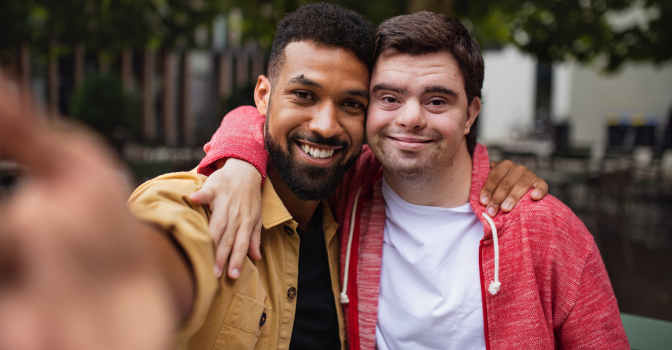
[504,193,595,254]
[129,171,207,203]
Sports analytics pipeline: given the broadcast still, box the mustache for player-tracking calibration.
[289,132,349,149]
[380,127,441,140]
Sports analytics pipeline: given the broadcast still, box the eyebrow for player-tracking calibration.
[424,85,459,98]
[372,83,408,95]
[347,89,369,100]
[288,74,321,88]
[289,74,368,100]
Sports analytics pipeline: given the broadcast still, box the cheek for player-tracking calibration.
[343,116,366,147]
[365,109,388,140]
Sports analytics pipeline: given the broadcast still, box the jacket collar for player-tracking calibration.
[469,143,503,241]
[260,178,339,235]
[261,178,293,229]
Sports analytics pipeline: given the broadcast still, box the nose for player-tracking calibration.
[395,101,426,130]
[308,103,343,139]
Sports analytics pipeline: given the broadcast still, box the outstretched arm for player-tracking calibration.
[0,73,191,350]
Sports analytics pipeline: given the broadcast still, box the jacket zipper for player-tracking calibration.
[479,239,492,350]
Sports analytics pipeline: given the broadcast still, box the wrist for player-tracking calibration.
[214,158,227,170]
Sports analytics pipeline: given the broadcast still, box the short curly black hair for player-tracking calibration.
[267,2,376,83]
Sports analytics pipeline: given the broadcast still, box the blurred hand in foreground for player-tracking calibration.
[0,73,177,350]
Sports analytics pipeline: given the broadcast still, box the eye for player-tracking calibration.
[343,100,364,109]
[382,96,398,104]
[428,99,446,106]
[294,91,314,101]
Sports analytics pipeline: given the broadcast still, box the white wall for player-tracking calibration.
[479,45,537,144]
[551,62,573,124]
[568,62,672,145]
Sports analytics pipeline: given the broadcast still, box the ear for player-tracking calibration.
[464,96,481,135]
[254,75,272,117]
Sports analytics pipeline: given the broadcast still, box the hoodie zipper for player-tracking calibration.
[479,239,492,350]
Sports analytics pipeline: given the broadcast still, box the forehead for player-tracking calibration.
[370,50,465,95]
[278,41,370,87]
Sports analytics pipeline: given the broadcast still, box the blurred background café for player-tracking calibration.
[0,0,671,348]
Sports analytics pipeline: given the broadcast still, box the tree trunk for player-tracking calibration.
[235,51,250,88]
[162,51,178,146]
[74,44,85,88]
[142,49,157,142]
[48,40,59,118]
[121,48,133,91]
[19,43,30,92]
[181,52,195,146]
[218,51,233,100]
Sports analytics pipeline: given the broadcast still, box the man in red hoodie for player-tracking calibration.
[197,11,628,350]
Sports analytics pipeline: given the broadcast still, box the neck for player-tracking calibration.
[267,162,321,231]
[383,142,473,209]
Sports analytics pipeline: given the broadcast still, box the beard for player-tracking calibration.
[265,126,359,201]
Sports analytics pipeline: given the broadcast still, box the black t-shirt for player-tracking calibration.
[288,211,341,350]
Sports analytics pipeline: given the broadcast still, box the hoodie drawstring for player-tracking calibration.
[340,186,362,304]
[481,212,501,295]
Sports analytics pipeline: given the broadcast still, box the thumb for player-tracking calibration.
[190,188,214,205]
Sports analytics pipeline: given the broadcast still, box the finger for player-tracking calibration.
[489,161,500,170]
[189,188,214,205]
[227,224,253,280]
[480,160,512,207]
[499,175,536,212]
[213,211,239,278]
[248,219,262,261]
[488,165,529,214]
[531,179,549,200]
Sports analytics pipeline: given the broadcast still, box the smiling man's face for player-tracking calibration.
[257,40,370,200]
[366,49,480,183]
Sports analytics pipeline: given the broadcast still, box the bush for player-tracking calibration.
[69,74,141,143]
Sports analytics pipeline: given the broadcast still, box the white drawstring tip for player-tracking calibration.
[340,292,350,304]
[488,281,501,295]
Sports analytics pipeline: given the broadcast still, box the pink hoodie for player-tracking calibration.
[198,106,629,350]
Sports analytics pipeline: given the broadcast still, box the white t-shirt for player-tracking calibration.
[375,178,486,350]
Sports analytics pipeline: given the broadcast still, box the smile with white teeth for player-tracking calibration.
[300,144,336,159]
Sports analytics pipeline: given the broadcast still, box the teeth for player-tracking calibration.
[300,144,336,159]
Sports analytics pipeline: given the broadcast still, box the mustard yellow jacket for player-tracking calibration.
[128,171,346,350]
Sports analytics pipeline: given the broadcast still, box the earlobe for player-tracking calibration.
[254,75,271,116]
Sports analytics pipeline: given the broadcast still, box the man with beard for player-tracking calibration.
[0,4,542,350]
[129,3,544,350]
[194,9,628,350]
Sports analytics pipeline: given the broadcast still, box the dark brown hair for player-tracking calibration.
[374,12,484,155]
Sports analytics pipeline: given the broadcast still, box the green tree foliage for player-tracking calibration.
[1,0,669,71]
[459,0,671,71]
[70,74,141,140]
[227,0,670,71]
[0,0,228,60]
